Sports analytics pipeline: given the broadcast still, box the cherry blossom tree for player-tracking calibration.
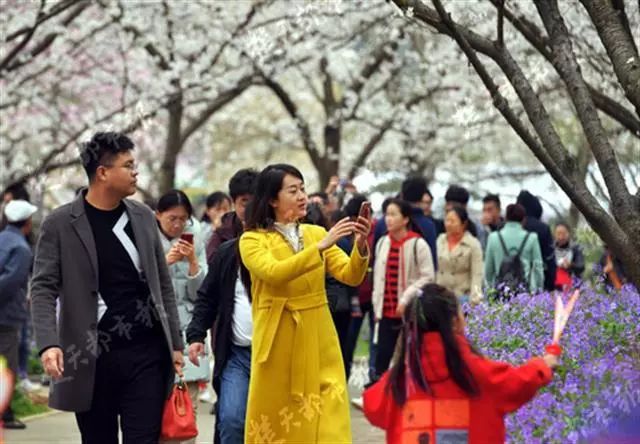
[390,0,640,287]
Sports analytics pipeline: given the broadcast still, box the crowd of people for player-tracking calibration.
[0,131,630,443]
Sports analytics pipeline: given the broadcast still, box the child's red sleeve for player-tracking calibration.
[363,371,395,430]
[471,355,553,414]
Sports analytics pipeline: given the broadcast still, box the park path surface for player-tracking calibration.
[3,388,384,443]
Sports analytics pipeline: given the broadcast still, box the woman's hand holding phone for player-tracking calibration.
[354,202,372,255]
[318,217,356,252]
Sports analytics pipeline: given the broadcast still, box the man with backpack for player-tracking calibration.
[484,204,544,298]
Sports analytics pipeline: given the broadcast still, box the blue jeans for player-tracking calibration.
[218,345,251,444]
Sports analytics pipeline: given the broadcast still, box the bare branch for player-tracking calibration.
[6,96,164,187]
[348,117,394,179]
[257,72,321,166]
[394,0,616,233]
[488,0,640,137]
[536,1,632,211]
[580,0,640,116]
[497,0,505,47]
[1,0,91,75]
[456,168,549,182]
[1,0,46,71]
[588,169,611,206]
[116,1,170,71]
[200,4,259,76]
[349,29,401,96]
[319,56,339,118]
[5,0,82,41]
[295,65,323,103]
[179,76,254,146]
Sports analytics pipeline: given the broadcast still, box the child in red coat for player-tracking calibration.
[363,283,558,444]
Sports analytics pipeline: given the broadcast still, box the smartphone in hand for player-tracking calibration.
[358,201,372,220]
[180,233,194,244]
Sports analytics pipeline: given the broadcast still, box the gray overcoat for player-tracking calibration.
[30,192,184,412]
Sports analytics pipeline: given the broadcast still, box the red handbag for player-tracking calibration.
[160,380,198,440]
[554,268,572,289]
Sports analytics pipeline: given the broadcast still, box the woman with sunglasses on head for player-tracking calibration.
[239,164,370,443]
[155,189,209,444]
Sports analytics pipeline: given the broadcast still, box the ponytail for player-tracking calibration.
[387,284,479,406]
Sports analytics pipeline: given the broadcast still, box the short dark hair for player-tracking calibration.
[329,209,347,226]
[401,177,428,203]
[445,206,477,237]
[381,197,394,214]
[343,193,368,218]
[555,221,571,232]
[156,189,193,217]
[80,132,135,182]
[206,191,231,209]
[308,192,329,206]
[385,198,422,233]
[424,189,433,200]
[482,193,500,208]
[245,164,304,230]
[229,168,259,201]
[8,220,29,229]
[505,203,526,222]
[445,185,470,205]
[304,202,328,229]
[2,183,30,202]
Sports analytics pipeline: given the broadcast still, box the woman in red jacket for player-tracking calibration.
[363,283,558,444]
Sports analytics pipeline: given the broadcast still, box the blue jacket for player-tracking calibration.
[374,206,438,269]
[0,225,32,327]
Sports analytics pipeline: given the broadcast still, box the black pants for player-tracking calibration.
[75,338,170,444]
[374,317,403,379]
[0,325,19,422]
[331,310,351,375]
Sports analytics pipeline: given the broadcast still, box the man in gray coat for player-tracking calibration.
[31,132,184,443]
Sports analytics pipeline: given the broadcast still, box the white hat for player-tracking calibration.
[4,200,38,223]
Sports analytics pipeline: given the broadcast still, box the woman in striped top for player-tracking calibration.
[372,199,435,380]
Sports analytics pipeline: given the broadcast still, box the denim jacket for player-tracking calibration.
[0,225,32,327]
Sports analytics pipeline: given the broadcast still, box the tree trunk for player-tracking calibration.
[568,142,592,230]
[398,0,640,287]
[316,157,339,191]
[580,0,640,116]
[320,111,341,189]
[159,89,183,196]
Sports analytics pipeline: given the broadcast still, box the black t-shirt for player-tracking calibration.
[84,199,162,349]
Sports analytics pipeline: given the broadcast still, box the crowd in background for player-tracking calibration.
[0,155,630,437]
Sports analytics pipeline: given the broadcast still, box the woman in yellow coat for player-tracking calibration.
[239,164,370,443]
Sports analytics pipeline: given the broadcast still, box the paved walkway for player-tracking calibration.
[4,397,383,443]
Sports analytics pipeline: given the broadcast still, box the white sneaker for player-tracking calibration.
[19,378,42,392]
[199,389,215,404]
[351,396,363,411]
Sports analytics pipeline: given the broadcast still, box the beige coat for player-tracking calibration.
[436,231,484,303]
[372,235,435,322]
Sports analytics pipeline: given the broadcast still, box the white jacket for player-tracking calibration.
[372,234,435,323]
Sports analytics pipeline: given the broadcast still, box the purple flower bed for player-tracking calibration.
[465,284,640,443]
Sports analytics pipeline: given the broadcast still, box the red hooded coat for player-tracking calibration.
[363,333,553,443]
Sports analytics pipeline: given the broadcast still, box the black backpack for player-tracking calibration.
[494,232,531,299]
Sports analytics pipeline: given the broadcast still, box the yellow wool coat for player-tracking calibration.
[239,224,369,443]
